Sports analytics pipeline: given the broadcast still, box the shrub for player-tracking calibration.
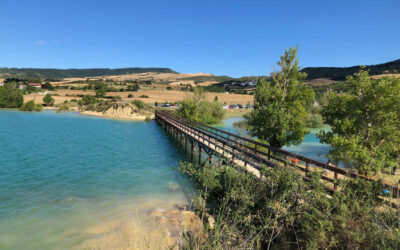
[132,99,144,109]
[166,86,173,90]
[179,162,400,249]
[139,95,149,98]
[19,100,36,111]
[128,94,134,98]
[35,103,43,111]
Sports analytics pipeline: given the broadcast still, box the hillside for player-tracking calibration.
[301,59,400,81]
[0,67,177,79]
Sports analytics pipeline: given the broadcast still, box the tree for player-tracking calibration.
[177,87,225,124]
[319,70,400,174]
[43,93,55,106]
[95,88,107,98]
[82,95,97,105]
[247,47,314,148]
[0,82,24,108]
[44,82,55,90]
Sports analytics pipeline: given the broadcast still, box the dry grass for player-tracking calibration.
[371,73,400,79]
[24,89,253,105]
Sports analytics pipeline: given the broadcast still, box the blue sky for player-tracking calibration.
[1,0,399,77]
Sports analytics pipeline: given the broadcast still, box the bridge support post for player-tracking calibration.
[191,140,194,160]
[199,146,202,165]
[334,172,338,191]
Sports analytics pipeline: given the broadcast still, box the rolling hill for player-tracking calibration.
[301,59,400,81]
[0,67,177,79]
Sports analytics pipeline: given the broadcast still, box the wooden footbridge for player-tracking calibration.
[155,110,399,198]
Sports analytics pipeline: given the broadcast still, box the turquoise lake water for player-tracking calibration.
[220,117,330,163]
[0,110,194,249]
[0,112,330,249]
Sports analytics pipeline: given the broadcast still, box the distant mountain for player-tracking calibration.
[301,59,400,81]
[0,67,177,79]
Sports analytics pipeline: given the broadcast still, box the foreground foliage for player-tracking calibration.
[179,162,400,249]
[319,70,400,175]
[176,88,225,125]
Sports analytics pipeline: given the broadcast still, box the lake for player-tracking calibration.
[0,111,331,249]
[0,110,194,249]
[219,117,331,163]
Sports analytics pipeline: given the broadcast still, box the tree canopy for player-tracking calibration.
[43,93,54,106]
[176,87,225,125]
[319,70,400,174]
[247,47,314,147]
[0,82,24,108]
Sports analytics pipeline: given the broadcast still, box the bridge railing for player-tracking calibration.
[155,110,399,197]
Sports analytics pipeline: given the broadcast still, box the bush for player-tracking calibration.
[139,95,149,98]
[166,86,173,90]
[132,99,144,109]
[179,162,400,249]
[128,94,134,98]
[127,84,139,91]
[35,103,43,111]
[57,104,69,112]
[19,100,37,111]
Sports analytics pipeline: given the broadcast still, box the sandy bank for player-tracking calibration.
[80,103,154,121]
[80,110,153,121]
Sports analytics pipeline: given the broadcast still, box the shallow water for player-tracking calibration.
[0,110,194,249]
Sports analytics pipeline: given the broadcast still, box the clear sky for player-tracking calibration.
[1,0,399,77]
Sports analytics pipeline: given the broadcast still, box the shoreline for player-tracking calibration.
[0,108,153,122]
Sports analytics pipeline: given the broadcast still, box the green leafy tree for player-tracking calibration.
[0,82,24,108]
[247,47,314,147]
[44,82,55,90]
[177,87,225,124]
[95,88,107,98]
[319,70,400,174]
[82,95,97,105]
[43,93,55,106]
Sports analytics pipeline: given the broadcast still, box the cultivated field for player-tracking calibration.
[25,89,252,105]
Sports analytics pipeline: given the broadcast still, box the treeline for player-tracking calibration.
[0,82,42,111]
[0,67,177,79]
[302,58,400,80]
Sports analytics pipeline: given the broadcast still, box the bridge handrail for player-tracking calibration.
[155,110,399,193]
